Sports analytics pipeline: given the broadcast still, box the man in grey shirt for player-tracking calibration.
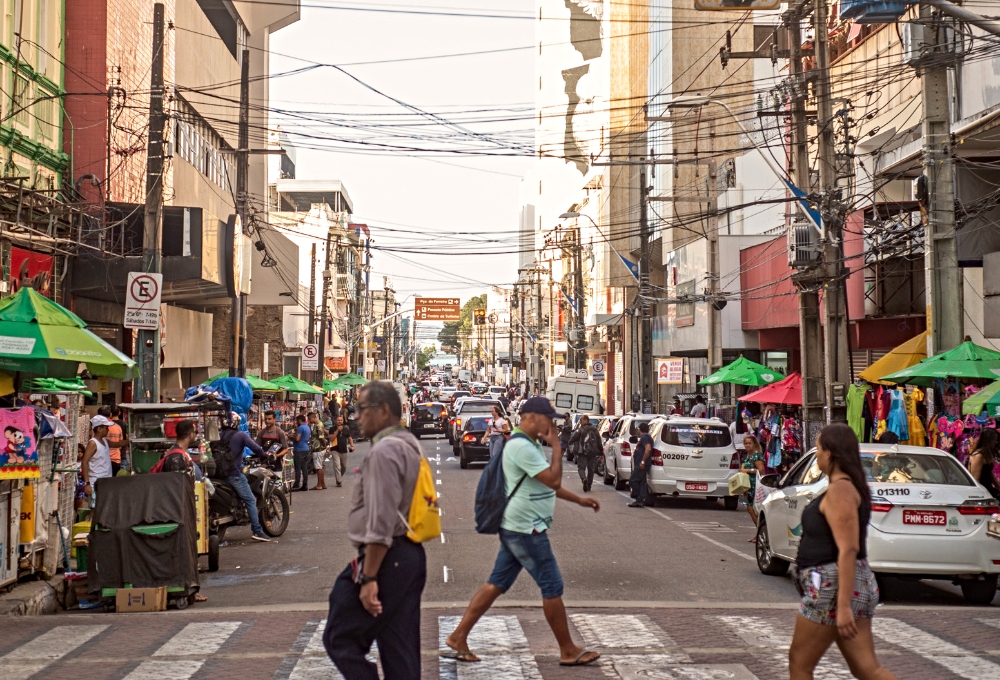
[323,381,425,680]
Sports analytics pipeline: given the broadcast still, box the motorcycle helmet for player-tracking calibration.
[222,411,242,429]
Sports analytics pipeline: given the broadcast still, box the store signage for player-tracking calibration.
[124,272,163,330]
[656,357,684,385]
[302,343,320,371]
[590,357,606,381]
[9,248,53,298]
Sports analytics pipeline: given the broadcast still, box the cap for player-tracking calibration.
[519,396,565,419]
[90,415,114,428]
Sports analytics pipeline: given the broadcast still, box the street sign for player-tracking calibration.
[590,357,606,381]
[414,297,461,321]
[377,360,386,372]
[124,272,163,329]
[695,0,780,10]
[487,312,498,325]
[302,343,319,371]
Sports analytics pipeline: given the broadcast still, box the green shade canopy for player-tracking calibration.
[880,341,1000,386]
[270,374,324,394]
[699,356,784,387]
[0,288,136,379]
[323,378,353,391]
[206,371,283,392]
[962,381,1000,417]
[333,372,368,386]
[21,376,94,396]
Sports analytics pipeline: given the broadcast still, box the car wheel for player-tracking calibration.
[459,448,469,469]
[756,517,790,576]
[602,456,614,484]
[960,575,998,605]
[614,471,628,491]
[723,495,739,511]
[207,533,220,573]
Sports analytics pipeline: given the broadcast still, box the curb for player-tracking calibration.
[0,574,64,617]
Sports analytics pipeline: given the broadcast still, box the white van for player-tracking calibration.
[457,369,472,383]
[545,370,603,415]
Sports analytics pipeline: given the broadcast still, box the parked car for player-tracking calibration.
[409,402,449,438]
[449,399,505,452]
[458,416,493,469]
[602,413,665,490]
[646,416,741,509]
[755,443,1000,604]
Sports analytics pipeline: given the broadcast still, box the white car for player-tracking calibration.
[755,444,1000,604]
[645,416,742,509]
[601,414,664,490]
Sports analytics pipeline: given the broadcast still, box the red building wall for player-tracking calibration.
[740,237,800,330]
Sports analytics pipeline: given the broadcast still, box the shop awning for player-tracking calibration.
[858,331,928,384]
[880,340,1000,386]
[739,372,802,405]
[962,381,1000,417]
[207,371,283,392]
[699,356,784,387]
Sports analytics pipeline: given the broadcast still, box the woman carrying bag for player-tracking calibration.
[740,435,767,543]
[482,405,510,459]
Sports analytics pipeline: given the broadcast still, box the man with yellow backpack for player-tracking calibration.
[323,381,438,680]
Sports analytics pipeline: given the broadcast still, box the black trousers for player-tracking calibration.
[630,464,650,504]
[293,450,311,489]
[577,453,599,487]
[324,537,427,680]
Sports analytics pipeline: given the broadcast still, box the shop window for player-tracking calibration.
[12,74,30,127]
[36,97,52,138]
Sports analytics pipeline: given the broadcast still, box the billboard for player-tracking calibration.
[656,358,684,385]
[10,248,53,298]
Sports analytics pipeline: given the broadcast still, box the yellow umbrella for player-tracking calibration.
[858,331,928,384]
[0,371,13,396]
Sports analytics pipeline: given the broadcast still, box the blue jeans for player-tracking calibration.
[227,471,263,535]
[488,528,564,599]
[488,434,505,459]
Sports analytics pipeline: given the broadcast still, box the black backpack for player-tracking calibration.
[582,427,602,457]
[209,429,237,479]
[474,433,530,534]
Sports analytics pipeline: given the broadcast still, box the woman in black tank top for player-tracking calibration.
[788,424,896,680]
[968,429,1000,500]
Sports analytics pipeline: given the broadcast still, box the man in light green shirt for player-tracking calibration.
[444,397,601,668]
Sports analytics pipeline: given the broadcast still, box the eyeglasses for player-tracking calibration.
[356,401,379,412]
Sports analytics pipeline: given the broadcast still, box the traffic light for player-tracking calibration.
[474,308,486,325]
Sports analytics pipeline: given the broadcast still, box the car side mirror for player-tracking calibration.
[759,473,781,489]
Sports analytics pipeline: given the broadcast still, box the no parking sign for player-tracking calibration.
[590,357,606,381]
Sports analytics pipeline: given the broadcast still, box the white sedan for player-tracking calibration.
[755,444,1000,604]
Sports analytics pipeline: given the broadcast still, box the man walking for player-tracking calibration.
[330,415,355,487]
[292,415,312,492]
[444,397,601,667]
[569,415,602,492]
[628,422,656,508]
[256,410,289,469]
[324,381,426,679]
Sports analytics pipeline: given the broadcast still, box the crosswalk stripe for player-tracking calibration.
[1,625,108,680]
[124,621,242,680]
[438,615,541,680]
[570,613,692,662]
[715,614,855,680]
[274,619,379,679]
[874,617,1000,679]
[975,617,1000,631]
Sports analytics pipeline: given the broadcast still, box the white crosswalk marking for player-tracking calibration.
[874,617,1000,679]
[975,617,1000,631]
[571,613,692,662]
[276,619,378,680]
[678,521,736,533]
[438,615,541,680]
[600,660,760,679]
[715,615,854,680]
[1,625,108,680]
[125,621,241,679]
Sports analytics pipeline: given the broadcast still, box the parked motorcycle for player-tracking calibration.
[209,454,290,559]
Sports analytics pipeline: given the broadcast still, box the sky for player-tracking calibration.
[268,1,536,318]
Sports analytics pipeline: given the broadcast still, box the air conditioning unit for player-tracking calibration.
[788,222,822,269]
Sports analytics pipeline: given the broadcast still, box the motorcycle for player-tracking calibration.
[209,454,290,547]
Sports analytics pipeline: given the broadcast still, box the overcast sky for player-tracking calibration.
[269,1,535,319]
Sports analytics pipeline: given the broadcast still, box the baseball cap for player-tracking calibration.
[518,396,565,419]
[90,415,114,428]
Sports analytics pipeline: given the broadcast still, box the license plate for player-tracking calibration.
[903,509,947,526]
[423,424,435,429]
[685,482,709,491]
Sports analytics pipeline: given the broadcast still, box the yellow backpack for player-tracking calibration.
[397,450,441,543]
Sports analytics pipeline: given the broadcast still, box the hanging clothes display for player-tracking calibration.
[846,384,870,443]
[902,388,927,446]
[885,388,909,441]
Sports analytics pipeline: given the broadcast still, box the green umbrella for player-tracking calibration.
[699,356,784,387]
[207,371,283,392]
[323,378,352,391]
[333,372,368,386]
[962,381,1000,417]
[0,288,136,379]
[881,340,1000,386]
[270,374,324,395]
[21,376,94,396]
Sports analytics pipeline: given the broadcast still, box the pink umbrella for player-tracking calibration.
[739,372,802,405]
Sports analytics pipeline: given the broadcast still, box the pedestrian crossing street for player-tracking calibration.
[1,609,999,679]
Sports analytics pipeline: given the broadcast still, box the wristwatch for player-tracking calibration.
[358,574,377,585]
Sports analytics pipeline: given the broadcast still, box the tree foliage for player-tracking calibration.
[437,294,486,355]
[416,345,437,370]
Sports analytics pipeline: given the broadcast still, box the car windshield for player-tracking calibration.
[415,404,446,417]
[628,418,658,437]
[862,452,973,486]
[465,417,492,431]
[460,402,498,414]
[660,424,731,447]
[452,391,470,399]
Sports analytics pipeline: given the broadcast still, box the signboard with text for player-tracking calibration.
[302,343,319,371]
[124,272,163,330]
[656,358,684,385]
[414,297,461,321]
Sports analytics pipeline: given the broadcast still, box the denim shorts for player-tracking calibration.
[488,528,564,599]
[794,558,879,626]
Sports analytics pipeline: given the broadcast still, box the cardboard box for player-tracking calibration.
[116,587,168,613]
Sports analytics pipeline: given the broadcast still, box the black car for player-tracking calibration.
[459,416,493,469]
[410,402,449,438]
[449,399,505,452]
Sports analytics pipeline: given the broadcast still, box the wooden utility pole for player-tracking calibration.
[135,3,165,402]
[706,159,722,407]
[317,230,334,386]
[638,170,653,412]
[230,48,250,378]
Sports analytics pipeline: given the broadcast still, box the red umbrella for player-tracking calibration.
[739,372,802,405]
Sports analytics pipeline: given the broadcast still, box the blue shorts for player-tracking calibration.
[488,528,564,599]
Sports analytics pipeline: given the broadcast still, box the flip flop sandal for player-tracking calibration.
[440,649,480,663]
[560,650,600,666]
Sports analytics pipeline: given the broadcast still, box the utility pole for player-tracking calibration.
[919,1,962,356]
[136,3,165,402]
[381,277,391,380]
[317,230,333,386]
[639,170,653,413]
[706,159,722,408]
[307,243,317,379]
[230,47,250,378]
[573,226,586,372]
[815,0,850,424]
[508,290,514,385]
